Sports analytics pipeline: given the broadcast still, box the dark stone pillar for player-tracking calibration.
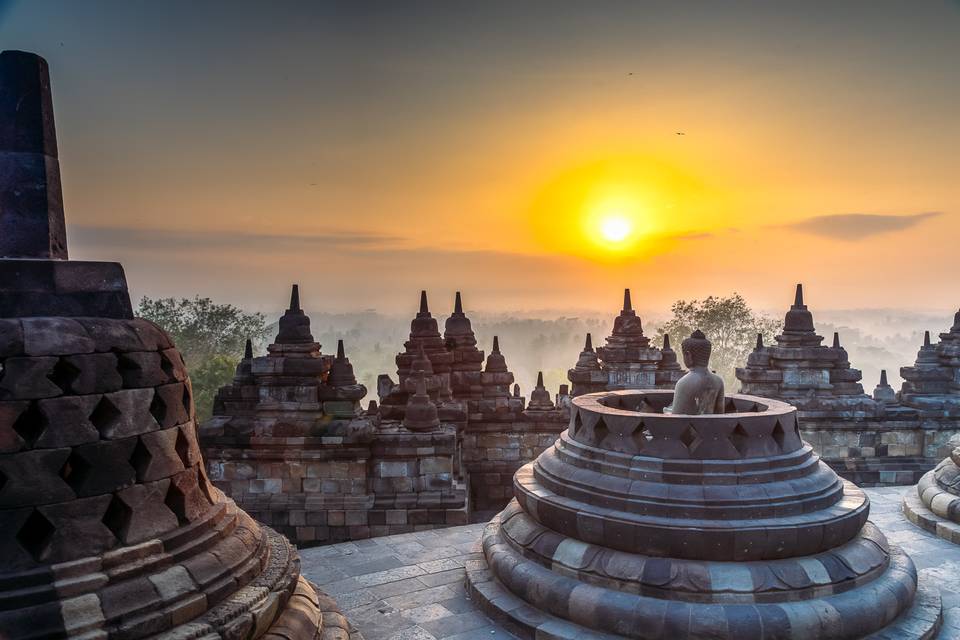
[0,50,66,259]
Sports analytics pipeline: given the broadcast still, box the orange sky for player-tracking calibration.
[2,1,958,315]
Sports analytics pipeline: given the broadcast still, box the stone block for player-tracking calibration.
[117,352,168,389]
[92,388,158,439]
[21,318,93,356]
[110,478,179,544]
[0,356,61,400]
[0,447,72,507]
[35,395,101,448]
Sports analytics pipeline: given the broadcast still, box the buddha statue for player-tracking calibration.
[667,329,725,415]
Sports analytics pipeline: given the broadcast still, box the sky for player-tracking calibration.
[2,0,959,317]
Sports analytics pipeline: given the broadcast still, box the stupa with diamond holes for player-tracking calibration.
[0,51,359,639]
[736,283,941,486]
[567,289,683,396]
[466,384,943,638]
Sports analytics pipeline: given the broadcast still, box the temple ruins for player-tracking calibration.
[738,284,960,486]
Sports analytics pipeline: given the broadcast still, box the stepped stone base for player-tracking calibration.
[465,512,943,640]
[902,479,960,545]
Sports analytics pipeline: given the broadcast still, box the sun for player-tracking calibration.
[599,215,632,243]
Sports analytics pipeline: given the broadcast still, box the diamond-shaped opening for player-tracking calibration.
[680,425,701,451]
[571,411,583,436]
[631,421,652,450]
[165,481,189,525]
[17,509,55,562]
[89,397,122,434]
[729,423,750,456]
[772,420,786,451]
[102,494,132,542]
[150,390,167,426]
[159,352,176,381]
[59,451,92,491]
[13,402,47,446]
[593,417,609,445]
[129,437,152,481]
[47,358,81,394]
[182,385,192,416]
[196,465,215,504]
[116,354,143,378]
[175,428,191,468]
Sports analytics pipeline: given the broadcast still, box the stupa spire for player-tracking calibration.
[623,288,633,312]
[782,282,817,336]
[663,334,671,350]
[419,290,429,315]
[527,370,555,410]
[337,338,345,360]
[585,333,593,351]
[454,291,463,314]
[756,333,764,350]
[244,338,253,359]
[290,284,301,311]
[493,335,500,353]
[0,51,67,260]
[833,332,841,349]
[924,330,932,347]
[880,369,888,386]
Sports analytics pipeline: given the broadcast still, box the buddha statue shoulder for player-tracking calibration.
[666,329,725,415]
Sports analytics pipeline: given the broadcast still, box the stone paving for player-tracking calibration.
[300,486,960,639]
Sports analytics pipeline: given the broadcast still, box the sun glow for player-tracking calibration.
[600,215,632,242]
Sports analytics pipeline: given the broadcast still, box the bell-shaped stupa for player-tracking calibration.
[0,51,349,639]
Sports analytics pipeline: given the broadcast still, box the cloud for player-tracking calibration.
[785,212,942,241]
[68,225,404,252]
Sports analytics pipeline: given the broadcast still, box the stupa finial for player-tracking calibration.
[337,339,345,360]
[536,371,545,388]
[244,338,253,359]
[419,290,429,314]
[623,288,633,312]
[289,284,301,311]
[880,369,889,386]
[663,334,672,350]
[585,333,593,350]
[492,335,500,354]
[454,291,463,314]
[794,283,804,307]
[0,50,67,260]
[756,333,764,350]
[833,332,841,349]
[924,330,932,347]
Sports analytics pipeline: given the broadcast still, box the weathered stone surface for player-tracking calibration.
[738,284,960,487]
[466,389,939,638]
[0,50,335,640]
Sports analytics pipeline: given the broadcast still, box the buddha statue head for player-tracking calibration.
[681,329,712,369]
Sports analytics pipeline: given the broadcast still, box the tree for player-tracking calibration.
[655,294,780,390]
[137,296,270,421]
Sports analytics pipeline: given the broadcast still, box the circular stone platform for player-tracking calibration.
[465,390,943,639]
[903,448,960,545]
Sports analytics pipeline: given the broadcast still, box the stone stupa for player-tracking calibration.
[0,50,354,639]
[467,329,942,638]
